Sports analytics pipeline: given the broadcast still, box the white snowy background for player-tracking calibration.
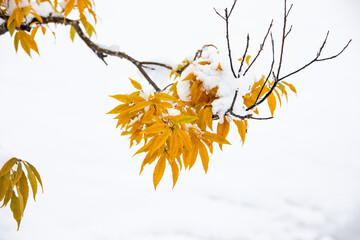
[0,0,359,239]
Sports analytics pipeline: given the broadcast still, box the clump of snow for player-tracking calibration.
[176,79,191,101]
[176,46,258,120]
[30,1,54,18]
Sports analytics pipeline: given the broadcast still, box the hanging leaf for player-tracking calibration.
[198,142,209,173]
[70,25,76,41]
[170,160,179,189]
[267,92,277,116]
[282,81,297,94]
[153,155,166,190]
[10,191,22,230]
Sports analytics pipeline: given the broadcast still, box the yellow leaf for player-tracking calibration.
[30,9,43,24]
[41,25,46,35]
[14,32,20,52]
[203,107,213,131]
[177,116,198,124]
[170,160,179,189]
[245,55,251,65]
[18,171,29,210]
[154,92,176,102]
[188,138,199,170]
[24,163,37,200]
[13,163,22,185]
[24,162,43,192]
[153,155,166,190]
[129,101,152,113]
[0,173,11,202]
[233,120,247,145]
[182,72,196,81]
[282,81,297,94]
[70,25,76,42]
[150,129,171,154]
[1,185,13,207]
[217,118,230,150]
[198,61,210,65]
[202,132,230,145]
[141,123,168,135]
[129,78,142,90]
[267,92,277,116]
[0,158,18,177]
[140,151,158,174]
[10,191,22,230]
[198,142,209,173]
[110,94,130,103]
[64,0,75,18]
[274,88,282,107]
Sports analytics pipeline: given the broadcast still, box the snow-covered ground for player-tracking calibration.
[0,0,359,239]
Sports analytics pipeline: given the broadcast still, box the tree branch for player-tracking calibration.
[278,33,352,82]
[0,13,171,92]
[214,3,237,79]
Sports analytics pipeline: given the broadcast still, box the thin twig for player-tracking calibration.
[278,35,352,82]
[225,8,237,78]
[246,32,275,111]
[243,20,273,76]
[140,62,173,70]
[238,34,250,77]
[228,0,238,17]
[275,0,288,80]
[285,25,292,39]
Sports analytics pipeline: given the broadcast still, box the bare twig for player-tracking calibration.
[140,62,173,70]
[237,34,250,77]
[276,0,289,81]
[278,34,352,82]
[285,25,292,39]
[228,0,238,17]
[243,20,273,76]
[246,32,275,111]
[214,1,238,79]
[225,8,237,78]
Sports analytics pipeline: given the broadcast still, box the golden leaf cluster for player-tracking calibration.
[1,0,97,56]
[243,75,297,116]
[109,58,250,189]
[0,157,43,230]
